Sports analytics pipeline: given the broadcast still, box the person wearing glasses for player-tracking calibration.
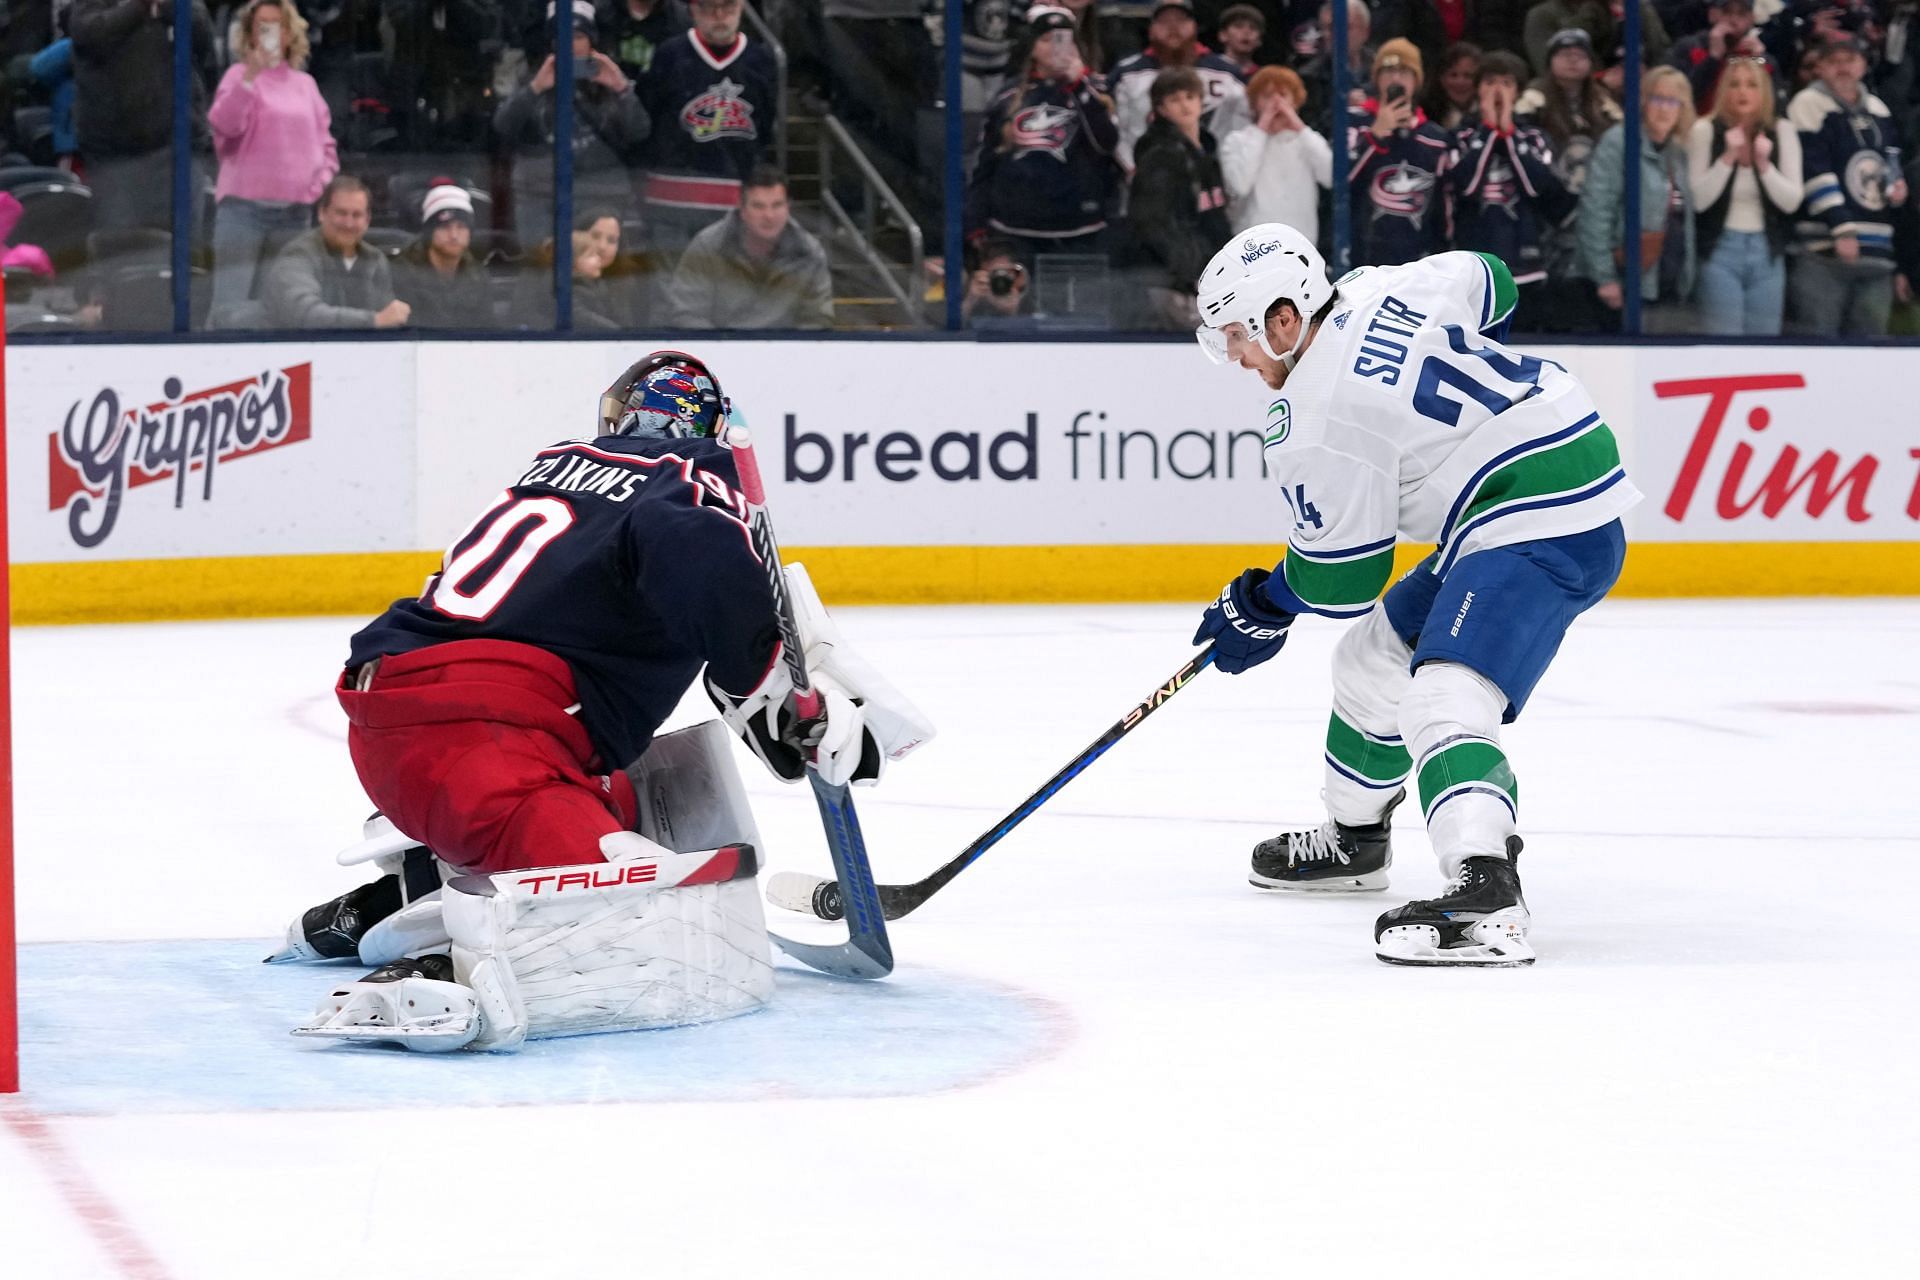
[1577,65,1699,331]
[1687,54,1803,333]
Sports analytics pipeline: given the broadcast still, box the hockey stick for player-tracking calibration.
[768,645,1216,922]
[726,423,894,980]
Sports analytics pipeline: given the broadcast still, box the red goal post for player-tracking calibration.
[2,317,16,1093]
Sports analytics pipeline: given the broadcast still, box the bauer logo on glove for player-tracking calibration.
[1193,567,1296,674]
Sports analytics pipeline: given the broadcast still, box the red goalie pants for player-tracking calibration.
[336,640,639,875]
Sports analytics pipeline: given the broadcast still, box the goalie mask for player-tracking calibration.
[600,350,729,439]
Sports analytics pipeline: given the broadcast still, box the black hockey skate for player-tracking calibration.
[264,846,439,964]
[1374,837,1533,967]
[1249,791,1400,892]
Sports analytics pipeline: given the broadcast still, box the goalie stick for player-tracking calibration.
[768,646,1216,922]
[726,422,894,979]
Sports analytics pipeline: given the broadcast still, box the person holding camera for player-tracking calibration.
[1448,51,1567,330]
[207,0,337,329]
[1349,39,1456,267]
[959,240,1034,328]
[966,7,1119,265]
[492,0,650,248]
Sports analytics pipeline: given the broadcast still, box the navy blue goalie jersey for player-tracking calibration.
[348,434,781,768]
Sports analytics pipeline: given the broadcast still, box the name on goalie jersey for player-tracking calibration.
[1350,295,1431,387]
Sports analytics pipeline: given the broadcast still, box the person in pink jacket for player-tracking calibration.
[207,0,337,328]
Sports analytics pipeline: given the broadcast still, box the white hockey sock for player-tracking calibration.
[1322,606,1415,826]
[1399,661,1517,878]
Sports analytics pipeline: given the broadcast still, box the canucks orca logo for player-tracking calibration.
[681,77,758,143]
[1265,399,1291,448]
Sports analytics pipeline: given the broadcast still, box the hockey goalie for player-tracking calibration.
[268,351,932,1051]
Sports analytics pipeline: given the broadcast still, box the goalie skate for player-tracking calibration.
[1374,839,1534,967]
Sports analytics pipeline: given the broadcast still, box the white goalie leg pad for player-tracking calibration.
[445,846,774,1052]
[292,974,481,1053]
[1324,605,1417,826]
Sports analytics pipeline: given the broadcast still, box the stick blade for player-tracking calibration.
[769,930,894,980]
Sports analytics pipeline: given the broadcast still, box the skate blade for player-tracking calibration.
[1375,920,1535,967]
[1249,869,1390,893]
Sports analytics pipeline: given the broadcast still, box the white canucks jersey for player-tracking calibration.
[1260,251,1641,619]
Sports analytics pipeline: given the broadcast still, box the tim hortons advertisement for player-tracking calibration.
[1633,349,1920,542]
[6,344,416,563]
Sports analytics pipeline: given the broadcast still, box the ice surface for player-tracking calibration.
[5,601,1918,1278]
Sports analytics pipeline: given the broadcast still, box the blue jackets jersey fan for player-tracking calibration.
[1348,106,1454,266]
[349,434,779,769]
[1448,120,1565,285]
[640,31,778,195]
[1787,80,1904,260]
[968,73,1120,238]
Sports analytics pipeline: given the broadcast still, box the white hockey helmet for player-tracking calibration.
[1194,224,1332,367]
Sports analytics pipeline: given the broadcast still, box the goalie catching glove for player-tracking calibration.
[707,563,934,787]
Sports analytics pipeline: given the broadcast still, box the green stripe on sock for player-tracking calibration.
[1474,251,1518,324]
[1326,713,1412,784]
[1452,426,1622,538]
[1417,740,1518,814]
[1281,547,1395,610]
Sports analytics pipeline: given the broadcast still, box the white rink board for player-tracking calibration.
[7,339,1919,565]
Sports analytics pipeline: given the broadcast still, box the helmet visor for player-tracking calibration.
[1195,323,1232,364]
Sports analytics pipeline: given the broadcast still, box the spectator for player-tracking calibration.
[1578,65,1699,331]
[667,167,834,328]
[1219,65,1333,236]
[1519,27,1623,331]
[1787,33,1909,335]
[1425,40,1481,130]
[392,181,496,328]
[262,174,410,329]
[960,238,1035,328]
[967,7,1119,261]
[1216,4,1267,80]
[68,0,215,231]
[1667,0,1782,113]
[494,1,650,247]
[385,0,504,151]
[1296,0,1375,136]
[639,0,779,253]
[1525,0,1670,81]
[27,20,77,170]
[1687,54,1802,333]
[1116,67,1230,328]
[515,209,634,327]
[597,0,690,79]
[1449,50,1567,327]
[1349,38,1455,266]
[1111,0,1250,173]
[206,0,336,331]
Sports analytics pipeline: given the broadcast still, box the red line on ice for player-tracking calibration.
[1,1101,177,1280]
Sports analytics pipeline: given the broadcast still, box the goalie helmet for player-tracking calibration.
[1194,224,1332,368]
[599,350,730,439]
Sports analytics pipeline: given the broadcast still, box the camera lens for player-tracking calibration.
[989,268,1017,297]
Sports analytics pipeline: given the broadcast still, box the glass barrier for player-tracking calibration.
[4,0,1916,337]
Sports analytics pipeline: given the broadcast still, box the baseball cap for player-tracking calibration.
[1151,0,1196,20]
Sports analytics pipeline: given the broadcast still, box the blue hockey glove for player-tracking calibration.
[1193,568,1295,674]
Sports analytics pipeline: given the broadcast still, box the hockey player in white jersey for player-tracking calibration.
[1190,225,1639,966]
